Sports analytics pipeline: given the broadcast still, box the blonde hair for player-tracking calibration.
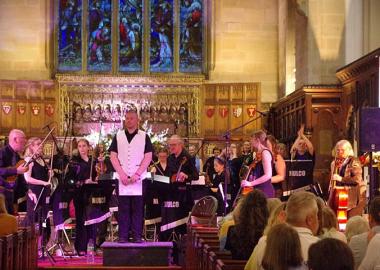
[252,130,267,145]
[24,137,42,158]
[345,216,369,242]
[334,140,354,157]
[264,202,286,235]
[321,206,338,230]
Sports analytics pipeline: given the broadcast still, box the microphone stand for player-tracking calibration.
[220,110,266,216]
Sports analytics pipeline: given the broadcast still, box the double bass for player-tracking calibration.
[328,156,348,230]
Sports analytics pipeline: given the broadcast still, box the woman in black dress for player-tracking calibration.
[70,138,98,255]
[210,156,230,216]
[24,137,52,247]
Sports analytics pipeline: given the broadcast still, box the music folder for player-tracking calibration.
[283,160,314,196]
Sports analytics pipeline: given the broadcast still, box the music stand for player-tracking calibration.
[282,160,314,198]
[34,186,56,264]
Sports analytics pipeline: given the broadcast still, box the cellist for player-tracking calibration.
[328,140,366,218]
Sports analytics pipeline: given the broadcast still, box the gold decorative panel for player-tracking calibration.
[56,74,204,137]
[203,82,261,140]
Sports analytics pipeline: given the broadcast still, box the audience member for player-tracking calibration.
[0,193,18,236]
[225,189,269,260]
[262,223,307,270]
[359,233,380,270]
[245,191,319,270]
[345,216,370,243]
[350,196,380,269]
[319,206,347,243]
[263,202,287,236]
[308,238,354,270]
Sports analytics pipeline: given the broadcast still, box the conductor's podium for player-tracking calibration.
[101,241,173,266]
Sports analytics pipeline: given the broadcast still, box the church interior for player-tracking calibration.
[1,0,380,269]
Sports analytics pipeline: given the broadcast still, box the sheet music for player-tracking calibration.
[153,174,170,184]
[113,172,143,196]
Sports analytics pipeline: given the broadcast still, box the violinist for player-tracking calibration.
[241,130,274,198]
[23,137,52,247]
[203,147,221,185]
[94,143,114,177]
[0,129,28,214]
[162,135,198,240]
[210,156,230,215]
[328,140,365,217]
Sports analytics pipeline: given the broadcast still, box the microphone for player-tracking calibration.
[42,121,55,130]
[256,110,268,116]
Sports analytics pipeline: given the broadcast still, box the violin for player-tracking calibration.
[242,152,262,195]
[171,156,187,183]
[6,159,29,184]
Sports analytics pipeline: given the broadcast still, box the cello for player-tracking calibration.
[328,156,349,230]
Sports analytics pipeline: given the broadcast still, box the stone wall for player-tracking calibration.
[0,0,53,80]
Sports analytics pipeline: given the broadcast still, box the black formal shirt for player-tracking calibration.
[108,129,153,154]
[0,144,21,190]
[168,149,199,183]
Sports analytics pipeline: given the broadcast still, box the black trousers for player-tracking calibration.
[117,195,144,240]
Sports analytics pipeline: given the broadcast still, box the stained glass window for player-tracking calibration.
[58,0,82,72]
[119,0,143,72]
[87,0,112,72]
[150,0,174,73]
[179,0,203,73]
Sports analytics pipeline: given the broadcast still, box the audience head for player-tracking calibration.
[168,135,184,156]
[345,215,369,242]
[262,223,304,270]
[236,189,269,228]
[267,198,282,215]
[264,202,287,236]
[321,206,338,230]
[0,194,8,214]
[286,192,319,235]
[8,129,26,152]
[308,238,354,270]
[334,140,354,159]
[24,137,43,158]
[369,196,380,227]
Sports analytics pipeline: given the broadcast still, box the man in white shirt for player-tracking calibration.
[245,191,320,270]
[354,197,380,269]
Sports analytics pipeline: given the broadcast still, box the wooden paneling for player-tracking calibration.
[0,80,57,137]
[203,83,261,141]
[269,85,343,192]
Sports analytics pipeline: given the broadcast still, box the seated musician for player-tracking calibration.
[290,124,315,162]
[209,156,230,216]
[241,130,274,198]
[0,129,28,214]
[328,140,366,218]
[203,147,221,184]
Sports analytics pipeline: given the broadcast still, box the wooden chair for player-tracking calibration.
[215,259,246,270]
[2,234,14,270]
[188,196,218,227]
[0,238,3,270]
